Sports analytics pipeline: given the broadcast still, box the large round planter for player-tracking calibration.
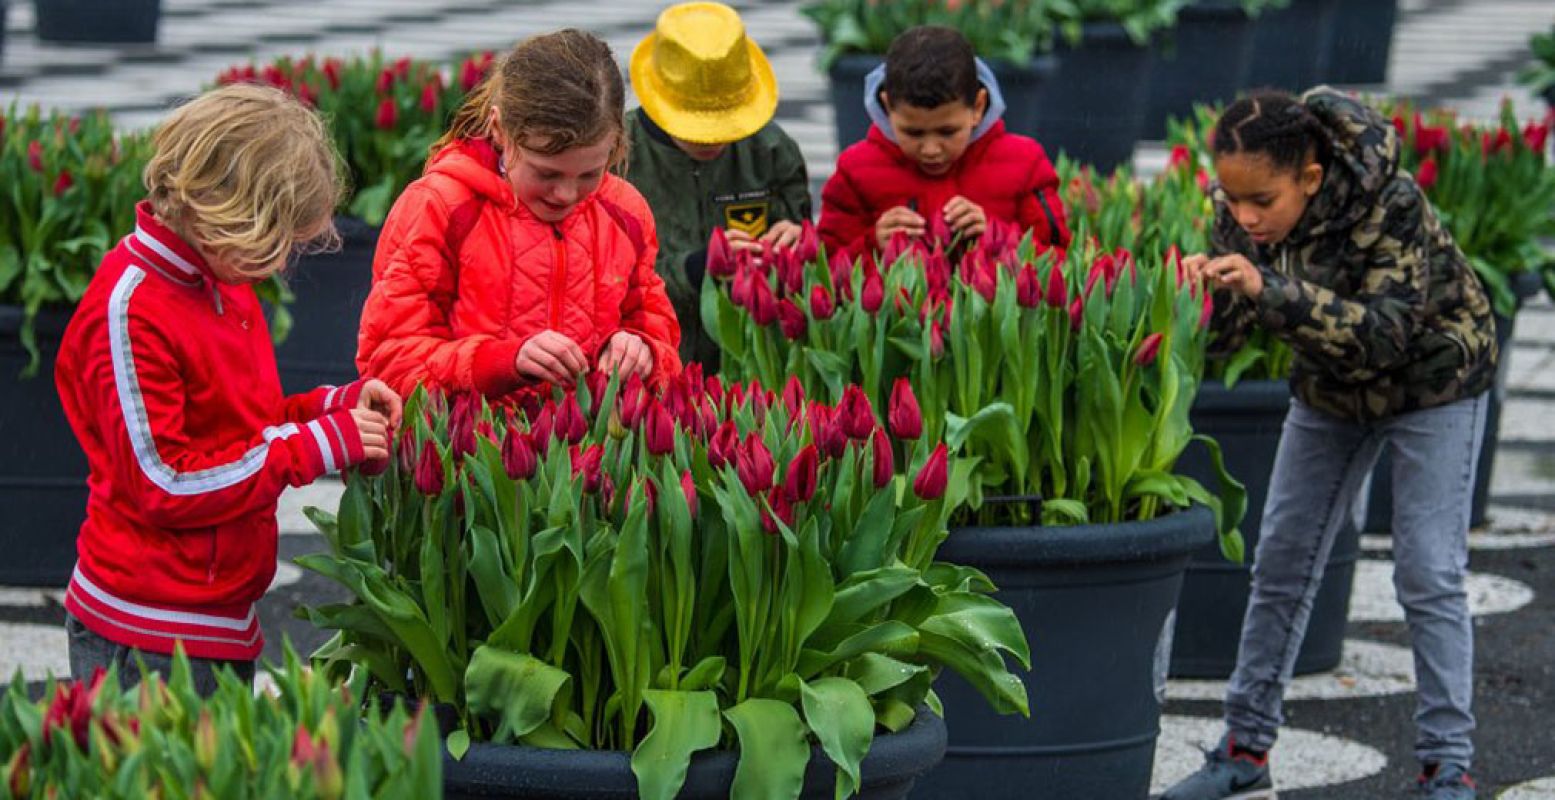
[1322,0,1399,85]
[35,0,160,44]
[1246,0,1341,92]
[911,505,1215,799]
[1143,0,1256,140]
[0,306,87,587]
[269,216,378,395]
[1032,22,1154,172]
[442,707,945,799]
[825,53,1059,154]
[1169,380,1360,678]
[1364,270,1545,532]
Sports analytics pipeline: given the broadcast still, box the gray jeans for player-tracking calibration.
[65,614,255,697]
[1224,393,1487,769]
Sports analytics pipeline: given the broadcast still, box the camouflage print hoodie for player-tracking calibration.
[1207,87,1498,422]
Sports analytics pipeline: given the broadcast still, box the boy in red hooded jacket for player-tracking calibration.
[818,26,1070,260]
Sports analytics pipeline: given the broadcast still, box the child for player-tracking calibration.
[1163,89,1497,800]
[55,84,400,695]
[817,25,1070,260]
[625,1,812,370]
[358,29,682,399]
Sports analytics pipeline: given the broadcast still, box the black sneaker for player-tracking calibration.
[1158,734,1276,800]
[1417,763,1476,800]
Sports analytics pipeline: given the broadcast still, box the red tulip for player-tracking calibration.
[860,264,884,314]
[809,284,835,321]
[375,98,398,130]
[912,443,949,500]
[1199,290,1214,329]
[929,321,945,359]
[736,434,775,495]
[558,394,587,444]
[761,486,794,535]
[502,426,537,480]
[644,400,675,456]
[1044,265,1067,308]
[420,76,442,115]
[1415,124,1450,154]
[413,441,445,495]
[1524,121,1549,153]
[616,373,647,429]
[708,228,736,278]
[27,140,44,172]
[531,403,556,448]
[1016,264,1042,308]
[969,253,998,303]
[376,67,396,93]
[870,427,894,489]
[323,58,342,90]
[1416,156,1439,191]
[798,220,821,264]
[839,386,875,440]
[42,669,104,750]
[881,231,910,267]
[888,378,922,441]
[681,470,698,517]
[1068,296,1084,330]
[809,405,847,459]
[53,170,73,196]
[572,444,604,493]
[295,82,319,108]
[777,298,807,340]
[1134,332,1164,367]
[396,429,417,474]
[930,212,952,249]
[709,420,740,469]
[783,444,819,503]
[782,375,805,419]
[460,58,485,92]
[1167,144,1191,170]
[7,742,29,797]
[751,275,779,326]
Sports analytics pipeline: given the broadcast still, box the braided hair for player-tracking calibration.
[1212,91,1330,174]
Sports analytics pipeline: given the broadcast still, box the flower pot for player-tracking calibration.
[1169,380,1360,678]
[825,53,1059,155]
[441,707,946,799]
[35,0,160,44]
[911,505,1214,800]
[1364,269,1545,532]
[0,306,88,587]
[1143,0,1256,140]
[1031,22,1155,172]
[1,0,10,65]
[1246,0,1341,92]
[269,216,378,395]
[1322,0,1399,85]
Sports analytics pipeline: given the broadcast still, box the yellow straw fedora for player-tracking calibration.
[630,2,779,145]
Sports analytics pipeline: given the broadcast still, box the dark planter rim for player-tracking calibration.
[1179,0,1251,20]
[1510,269,1544,303]
[1061,20,1151,50]
[1192,378,1292,412]
[443,706,946,796]
[826,50,1060,78]
[942,504,1215,566]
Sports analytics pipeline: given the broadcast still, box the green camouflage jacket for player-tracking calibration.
[623,109,812,370]
[1208,88,1498,422]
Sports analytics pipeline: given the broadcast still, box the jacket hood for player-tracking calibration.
[863,57,1007,144]
[1290,86,1402,243]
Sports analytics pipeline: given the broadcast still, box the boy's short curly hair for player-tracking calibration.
[144,83,345,280]
[881,26,981,110]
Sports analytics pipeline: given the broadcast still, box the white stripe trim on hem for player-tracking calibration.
[71,566,257,632]
[134,225,202,276]
[68,588,262,649]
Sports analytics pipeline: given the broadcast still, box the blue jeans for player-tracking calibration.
[1224,393,1487,769]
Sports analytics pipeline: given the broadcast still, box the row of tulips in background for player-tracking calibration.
[699,220,1246,558]
[298,373,1030,800]
[0,646,439,799]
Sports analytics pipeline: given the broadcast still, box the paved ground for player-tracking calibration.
[3,0,1553,796]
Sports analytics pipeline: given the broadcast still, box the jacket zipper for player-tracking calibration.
[206,528,219,583]
[548,224,567,328]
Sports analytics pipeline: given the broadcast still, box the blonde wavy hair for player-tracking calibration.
[145,83,345,280]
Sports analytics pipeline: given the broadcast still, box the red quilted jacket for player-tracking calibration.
[818,121,1071,260]
[357,139,682,400]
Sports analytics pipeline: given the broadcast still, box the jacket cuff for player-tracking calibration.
[298,410,364,477]
[473,339,525,398]
[321,380,366,413]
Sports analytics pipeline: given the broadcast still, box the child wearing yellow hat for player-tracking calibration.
[626,1,812,371]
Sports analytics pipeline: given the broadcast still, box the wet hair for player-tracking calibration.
[1212,90,1330,174]
[881,26,981,110]
[435,29,627,165]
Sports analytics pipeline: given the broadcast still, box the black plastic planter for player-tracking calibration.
[35,0,160,44]
[1323,0,1399,85]
[911,505,1214,800]
[1364,270,1545,532]
[442,707,945,799]
[1033,22,1154,172]
[825,53,1059,154]
[0,306,88,587]
[1170,380,1360,678]
[1,0,10,65]
[1143,0,1256,140]
[269,216,379,395]
[1246,0,1340,92]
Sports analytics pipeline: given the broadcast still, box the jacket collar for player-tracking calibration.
[125,202,212,288]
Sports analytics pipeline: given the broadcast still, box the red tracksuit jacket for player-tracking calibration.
[55,202,369,661]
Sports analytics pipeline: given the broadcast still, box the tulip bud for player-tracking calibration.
[762,486,796,535]
[930,321,946,359]
[783,444,819,504]
[1134,332,1164,367]
[708,228,736,278]
[195,710,217,772]
[681,470,699,517]
[375,98,398,130]
[572,444,604,493]
[735,434,775,495]
[531,403,556,448]
[809,405,847,459]
[809,285,835,321]
[27,140,44,172]
[930,213,952,249]
[912,444,949,500]
[1044,265,1067,309]
[53,170,74,197]
[1416,156,1438,191]
[777,298,807,340]
[6,742,29,798]
[1199,291,1214,329]
[558,394,588,444]
[1069,296,1084,331]
[414,441,444,496]
[888,378,922,441]
[502,426,537,480]
[798,220,821,264]
[751,275,780,326]
[782,375,805,419]
[870,427,894,489]
[1016,264,1042,308]
[839,386,876,440]
[644,400,675,456]
[860,264,884,314]
[709,420,739,469]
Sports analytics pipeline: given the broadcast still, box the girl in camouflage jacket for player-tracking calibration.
[1162,89,1495,800]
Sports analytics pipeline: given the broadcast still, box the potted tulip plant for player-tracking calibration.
[702,219,1242,798]
[214,51,492,393]
[1519,25,1555,110]
[299,371,1030,799]
[0,644,441,798]
[800,0,1057,152]
[0,106,154,587]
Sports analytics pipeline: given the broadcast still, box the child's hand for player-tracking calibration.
[598,331,654,378]
[943,196,986,239]
[724,228,763,255]
[1181,253,1211,285]
[516,330,589,387]
[758,220,804,250]
[356,379,403,430]
[350,408,391,462]
[875,207,926,250]
[1203,254,1265,298]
